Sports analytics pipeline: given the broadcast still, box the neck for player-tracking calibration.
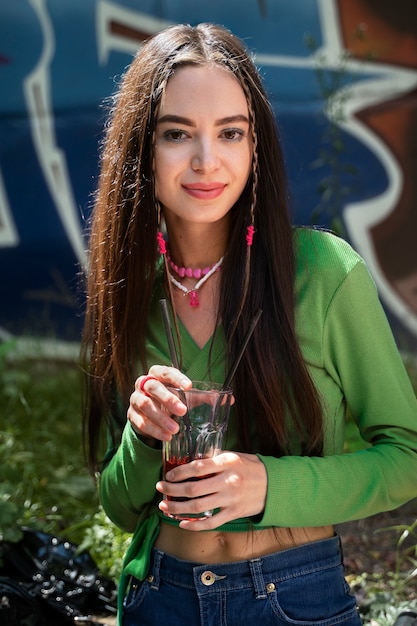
[165,223,228,269]
[162,214,228,268]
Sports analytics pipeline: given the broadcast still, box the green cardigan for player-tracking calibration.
[100,228,417,606]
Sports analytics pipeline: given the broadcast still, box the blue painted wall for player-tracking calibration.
[1,1,416,350]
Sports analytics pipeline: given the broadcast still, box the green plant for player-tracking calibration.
[0,339,129,581]
[346,513,417,624]
[66,506,131,581]
[349,569,417,625]
[0,486,24,544]
[0,341,97,541]
[375,518,417,597]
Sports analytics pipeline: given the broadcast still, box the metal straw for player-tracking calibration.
[222,308,263,390]
[159,299,193,440]
[159,298,180,369]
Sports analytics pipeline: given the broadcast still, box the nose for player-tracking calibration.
[191,138,220,172]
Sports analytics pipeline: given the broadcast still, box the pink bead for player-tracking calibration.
[189,291,199,307]
[193,269,202,279]
[185,268,193,278]
[202,267,210,276]
[179,267,186,278]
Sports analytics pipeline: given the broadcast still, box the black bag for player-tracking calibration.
[0,577,42,625]
[0,527,117,625]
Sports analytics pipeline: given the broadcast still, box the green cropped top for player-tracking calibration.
[99,229,417,613]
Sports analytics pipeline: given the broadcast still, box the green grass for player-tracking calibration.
[0,339,132,579]
[0,346,96,535]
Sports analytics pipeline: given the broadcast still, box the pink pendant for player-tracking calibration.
[189,291,199,307]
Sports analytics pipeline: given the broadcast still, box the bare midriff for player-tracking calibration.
[154,522,335,563]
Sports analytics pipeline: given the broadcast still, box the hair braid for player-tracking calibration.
[230,76,259,333]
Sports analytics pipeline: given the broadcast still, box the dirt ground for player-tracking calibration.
[336,499,416,577]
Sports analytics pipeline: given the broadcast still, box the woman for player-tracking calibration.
[82,23,417,626]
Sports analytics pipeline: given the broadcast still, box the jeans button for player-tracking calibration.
[201,571,216,586]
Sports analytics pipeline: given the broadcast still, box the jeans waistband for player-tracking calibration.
[146,534,342,597]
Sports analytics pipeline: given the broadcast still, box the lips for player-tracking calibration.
[182,182,226,200]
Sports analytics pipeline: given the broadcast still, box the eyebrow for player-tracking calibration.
[157,114,249,127]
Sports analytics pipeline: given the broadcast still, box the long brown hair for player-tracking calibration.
[81,23,323,472]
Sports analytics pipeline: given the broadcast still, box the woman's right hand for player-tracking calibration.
[127,366,192,443]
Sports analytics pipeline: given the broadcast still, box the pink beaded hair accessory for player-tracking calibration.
[157,231,167,254]
[246,225,255,246]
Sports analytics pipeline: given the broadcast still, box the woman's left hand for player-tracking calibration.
[156,452,267,530]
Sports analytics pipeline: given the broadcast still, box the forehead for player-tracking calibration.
[158,65,249,117]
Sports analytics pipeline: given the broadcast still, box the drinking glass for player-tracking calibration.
[162,381,232,520]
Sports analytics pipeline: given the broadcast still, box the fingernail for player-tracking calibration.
[179,377,191,388]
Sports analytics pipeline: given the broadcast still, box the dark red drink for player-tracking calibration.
[164,455,191,502]
[164,455,191,473]
[163,455,215,515]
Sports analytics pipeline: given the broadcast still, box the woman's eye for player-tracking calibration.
[164,130,188,142]
[221,129,245,141]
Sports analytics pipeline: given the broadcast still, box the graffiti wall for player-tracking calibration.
[1,0,416,350]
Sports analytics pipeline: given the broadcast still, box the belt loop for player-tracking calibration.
[337,535,345,566]
[249,558,267,600]
[147,549,163,591]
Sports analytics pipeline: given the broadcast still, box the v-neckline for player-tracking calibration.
[150,278,227,379]
[176,313,216,351]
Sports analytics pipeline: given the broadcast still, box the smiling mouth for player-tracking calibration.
[182,183,226,199]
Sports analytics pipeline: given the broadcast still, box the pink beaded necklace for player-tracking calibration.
[166,250,223,307]
[166,250,221,279]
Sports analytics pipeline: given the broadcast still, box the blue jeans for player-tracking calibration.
[122,534,362,626]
